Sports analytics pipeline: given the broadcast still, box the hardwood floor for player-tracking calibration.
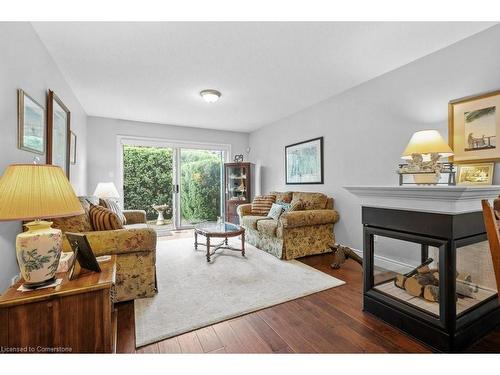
[116,230,500,353]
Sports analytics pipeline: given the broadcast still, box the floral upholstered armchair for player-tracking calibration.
[50,196,157,302]
[237,191,339,260]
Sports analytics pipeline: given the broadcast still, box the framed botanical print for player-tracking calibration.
[70,131,77,164]
[285,136,324,184]
[457,162,494,185]
[449,89,500,163]
[47,90,71,177]
[17,89,45,154]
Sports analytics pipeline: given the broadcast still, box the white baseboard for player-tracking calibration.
[349,247,414,273]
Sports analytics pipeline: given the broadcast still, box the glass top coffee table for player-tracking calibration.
[194,222,246,262]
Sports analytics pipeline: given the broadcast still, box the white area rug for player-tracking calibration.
[134,237,345,347]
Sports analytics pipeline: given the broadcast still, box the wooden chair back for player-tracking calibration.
[481,199,500,292]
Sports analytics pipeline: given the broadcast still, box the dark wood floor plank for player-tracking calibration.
[196,326,224,353]
[228,317,274,353]
[258,304,333,353]
[208,347,227,353]
[157,337,182,353]
[115,301,136,353]
[212,320,246,353]
[244,313,291,353]
[294,296,388,353]
[136,343,159,353]
[282,300,364,353]
[177,331,204,353]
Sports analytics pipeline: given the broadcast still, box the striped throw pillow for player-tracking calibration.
[289,199,304,212]
[251,195,276,216]
[89,204,124,231]
[99,198,127,225]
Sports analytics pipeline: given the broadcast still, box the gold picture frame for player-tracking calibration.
[457,162,494,185]
[449,89,500,163]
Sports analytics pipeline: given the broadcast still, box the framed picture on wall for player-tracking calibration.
[285,136,324,184]
[457,162,494,185]
[70,131,77,164]
[449,89,500,163]
[47,90,71,177]
[17,89,45,154]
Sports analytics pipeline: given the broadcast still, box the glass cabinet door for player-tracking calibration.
[226,165,249,202]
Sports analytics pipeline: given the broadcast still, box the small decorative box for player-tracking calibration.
[56,251,75,273]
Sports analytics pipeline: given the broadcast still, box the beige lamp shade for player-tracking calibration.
[402,130,454,159]
[0,164,84,221]
[93,182,120,199]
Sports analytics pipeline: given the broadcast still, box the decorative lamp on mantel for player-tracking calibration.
[0,164,84,288]
[93,182,120,201]
[399,130,455,185]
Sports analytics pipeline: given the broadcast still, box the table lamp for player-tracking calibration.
[93,182,120,201]
[401,130,454,184]
[0,164,84,288]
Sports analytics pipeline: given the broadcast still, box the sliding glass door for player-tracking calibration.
[178,148,224,227]
[122,144,174,226]
[120,137,228,230]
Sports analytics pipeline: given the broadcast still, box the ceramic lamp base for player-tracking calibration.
[22,276,56,289]
[412,174,440,185]
[16,220,63,286]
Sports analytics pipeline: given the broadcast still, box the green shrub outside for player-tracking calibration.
[180,150,222,223]
[123,146,222,222]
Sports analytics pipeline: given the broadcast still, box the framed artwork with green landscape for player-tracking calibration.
[285,136,324,184]
[18,89,45,154]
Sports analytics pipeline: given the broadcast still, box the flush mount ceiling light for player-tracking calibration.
[200,89,221,103]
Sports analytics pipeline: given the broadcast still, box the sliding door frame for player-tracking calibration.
[117,135,231,229]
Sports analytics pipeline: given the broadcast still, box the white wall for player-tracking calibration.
[0,23,88,291]
[86,116,249,195]
[249,25,500,259]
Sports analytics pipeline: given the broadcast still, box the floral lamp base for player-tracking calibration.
[16,220,62,288]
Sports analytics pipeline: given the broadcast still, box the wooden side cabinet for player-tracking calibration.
[224,162,254,224]
[0,255,117,353]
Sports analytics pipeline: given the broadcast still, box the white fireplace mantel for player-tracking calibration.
[343,185,500,214]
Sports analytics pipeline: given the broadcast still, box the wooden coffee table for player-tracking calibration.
[194,222,245,262]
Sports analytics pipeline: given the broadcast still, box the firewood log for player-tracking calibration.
[395,274,407,289]
[404,273,438,297]
[394,258,434,289]
[423,285,439,302]
[417,265,431,274]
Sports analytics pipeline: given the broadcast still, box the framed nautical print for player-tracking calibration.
[457,162,494,185]
[285,137,324,184]
[449,89,500,163]
[47,90,71,177]
[18,89,45,154]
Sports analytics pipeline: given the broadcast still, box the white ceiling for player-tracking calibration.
[32,22,496,132]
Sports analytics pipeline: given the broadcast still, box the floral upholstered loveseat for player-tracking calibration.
[50,196,157,302]
[237,191,339,260]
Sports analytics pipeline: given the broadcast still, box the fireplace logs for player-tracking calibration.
[394,259,478,302]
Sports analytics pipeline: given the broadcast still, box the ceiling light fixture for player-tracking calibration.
[200,89,221,103]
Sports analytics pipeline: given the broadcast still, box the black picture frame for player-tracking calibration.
[285,136,324,185]
[66,233,101,280]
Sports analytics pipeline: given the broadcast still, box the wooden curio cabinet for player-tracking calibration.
[224,162,254,224]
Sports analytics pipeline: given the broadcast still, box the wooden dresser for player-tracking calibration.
[0,255,117,353]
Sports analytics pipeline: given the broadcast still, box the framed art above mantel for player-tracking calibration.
[47,90,71,177]
[285,136,324,184]
[449,89,500,163]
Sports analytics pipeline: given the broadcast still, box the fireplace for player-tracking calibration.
[346,186,500,352]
